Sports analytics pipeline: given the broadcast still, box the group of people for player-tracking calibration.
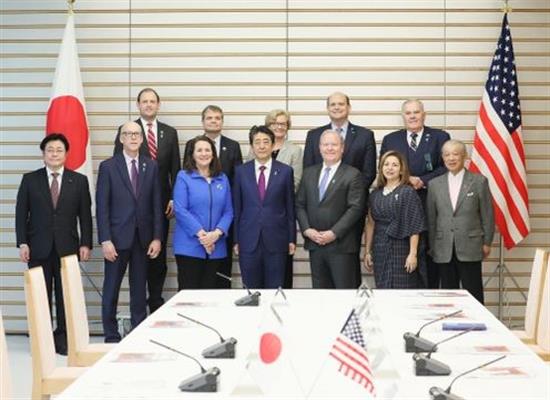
[15,88,495,348]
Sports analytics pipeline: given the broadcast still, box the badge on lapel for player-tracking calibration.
[222,146,227,152]
[216,183,223,190]
[142,162,147,173]
[274,169,279,176]
[160,130,164,140]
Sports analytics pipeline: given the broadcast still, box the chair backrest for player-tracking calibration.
[61,254,90,362]
[535,256,550,352]
[1,310,13,399]
[524,249,549,338]
[24,267,57,378]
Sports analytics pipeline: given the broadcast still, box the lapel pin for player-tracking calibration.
[274,169,279,176]
[222,146,227,151]
[216,183,223,190]
[395,193,399,200]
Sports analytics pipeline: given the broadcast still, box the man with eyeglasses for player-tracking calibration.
[183,105,243,288]
[98,121,163,342]
[113,88,180,313]
[16,133,93,355]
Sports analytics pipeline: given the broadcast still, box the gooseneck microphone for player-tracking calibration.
[149,339,220,392]
[429,355,507,400]
[216,272,261,306]
[177,313,237,358]
[413,328,473,376]
[404,309,463,353]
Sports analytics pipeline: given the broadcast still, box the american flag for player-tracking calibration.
[470,13,530,249]
[329,310,376,396]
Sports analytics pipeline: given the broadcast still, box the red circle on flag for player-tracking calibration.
[259,332,282,364]
[46,95,88,170]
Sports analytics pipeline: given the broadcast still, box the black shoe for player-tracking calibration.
[55,344,68,356]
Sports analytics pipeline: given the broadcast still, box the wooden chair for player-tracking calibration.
[61,254,114,367]
[1,311,13,399]
[528,257,550,361]
[24,267,86,399]
[512,248,548,344]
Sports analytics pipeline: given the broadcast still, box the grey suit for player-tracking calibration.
[247,140,303,191]
[296,163,365,288]
[427,169,494,303]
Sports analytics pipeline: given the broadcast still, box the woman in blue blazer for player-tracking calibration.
[173,136,233,289]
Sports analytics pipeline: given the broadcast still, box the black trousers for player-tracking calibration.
[29,246,66,349]
[437,249,484,304]
[176,255,220,290]
[283,254,294,289]
[146,215,169,313]
[216,228,234,288]
[310,248,357,289]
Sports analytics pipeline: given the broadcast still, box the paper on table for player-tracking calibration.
[110,352,177,363]
[149,320,189,328]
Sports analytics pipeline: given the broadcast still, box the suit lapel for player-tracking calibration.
[219,136,229,167]
[56,170,73,207]
[38,168,55,209]
[264,161,280,200]
[343,124,357,159]
[156,121,165,156]
[320,164,344,204]
[137,158,149,198]
[454,170,474,213]
[115,154,136,197]
[136,119,152,158]
[246,161,261,203]
[442,173,454,211]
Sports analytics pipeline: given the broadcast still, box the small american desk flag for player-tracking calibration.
[470,13,530,249]
[329,309,376,395]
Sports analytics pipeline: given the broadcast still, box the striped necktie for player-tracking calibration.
[410,132,418,151]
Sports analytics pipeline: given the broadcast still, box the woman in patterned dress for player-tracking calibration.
[364,150,426,288]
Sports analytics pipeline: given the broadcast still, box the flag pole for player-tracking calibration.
[68,0,75,13]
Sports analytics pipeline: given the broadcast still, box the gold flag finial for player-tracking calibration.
[502,0,512,13]
[67,0,76,14]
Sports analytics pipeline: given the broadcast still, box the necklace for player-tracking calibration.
[383,183,399,196]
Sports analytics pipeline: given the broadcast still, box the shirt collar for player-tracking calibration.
[407,128,424,137]
[255,158,273,171]
[448,168,465,179]
[46,166,64,177]
[141,118,157,129]
[331,121,349,134]
[122,150,139,164]
[322,160,342,171]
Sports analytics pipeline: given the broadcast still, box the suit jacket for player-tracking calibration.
[296,163,365,253]
[114,119,181,208]
[247,140,303,191]
[96,153,163,250]
[15,168,93,261]
[427,169,495,263]
[380,126,450,201]
[303,122,376,189]
[232,160,296,253]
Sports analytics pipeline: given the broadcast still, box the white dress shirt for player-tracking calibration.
[46,166,64,190]
[255,158,272,187]
[407,128,424,148]
[318,160,342,187]
[331,122,349,141]
[141,117,158,143]
[448,168,465,211]
[123,151,140,178]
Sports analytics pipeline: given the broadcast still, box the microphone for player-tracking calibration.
[413,328,473,376]
[404,309,463,353]
[149,339,220,392]
[216,272,261,306]
[429,355,506,400]
[177,313,237,358]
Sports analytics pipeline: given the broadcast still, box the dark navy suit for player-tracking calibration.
[96,153,163,342]
[232,160,296,288]
[380,125,450,288]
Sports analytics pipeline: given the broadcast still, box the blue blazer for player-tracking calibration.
[380,126,450,189]
[232,160,296,253]
[96,153,163,250]
[173,170,233,259]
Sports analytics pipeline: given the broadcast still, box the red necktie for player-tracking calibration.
[147,122,157,160]
[258,166,266,201]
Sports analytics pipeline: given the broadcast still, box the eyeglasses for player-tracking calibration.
[270,122,288,128]
[122,131,141,138]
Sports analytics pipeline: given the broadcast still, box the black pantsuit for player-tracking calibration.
[176,255,220,290]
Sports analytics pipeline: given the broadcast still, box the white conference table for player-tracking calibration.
[57,289,550,399]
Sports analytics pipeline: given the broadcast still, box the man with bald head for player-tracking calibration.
[380,99,450,288]
[97,121,163,342]
[297,130,365,288]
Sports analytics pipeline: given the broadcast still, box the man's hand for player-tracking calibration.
[165,200,174,218]
[147,239,161,259]
[318,230,336,245]
[304,228,323,245]
[482,244,491,260]
[288,243,296,255]
[101,241,118,262]
[79,246,91,262]
[19,244,30,263]
[233,244,239,256]
[409,176,424,190]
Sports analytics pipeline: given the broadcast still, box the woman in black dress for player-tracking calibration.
[364,150,426,288]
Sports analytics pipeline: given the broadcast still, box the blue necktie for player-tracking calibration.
[318,167,331,201]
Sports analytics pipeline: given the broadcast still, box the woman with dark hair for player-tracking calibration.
[364,150,426,288]
[173,136,233,289]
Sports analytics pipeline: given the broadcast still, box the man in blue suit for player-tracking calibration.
[380,99,450,288]
[232,125,296,288]
[97,121,163,342]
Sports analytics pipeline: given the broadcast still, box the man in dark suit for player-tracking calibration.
[16,133,92,354]
[297,130,365,288]
[98,121,163,342]
[427,140,494,304]
[380,99,450,288]
[232,125,296,289]
[183,105,243,288]
[113,88,180,313]
[303,92,376,282]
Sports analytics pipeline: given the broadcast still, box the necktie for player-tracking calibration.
[50,172,59,208]
[130,159,138,196]
[318,167,331,201]
[147,122,157,160]
[337,127,345,140]
[258,165,266,201]
[410,132,418,151]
